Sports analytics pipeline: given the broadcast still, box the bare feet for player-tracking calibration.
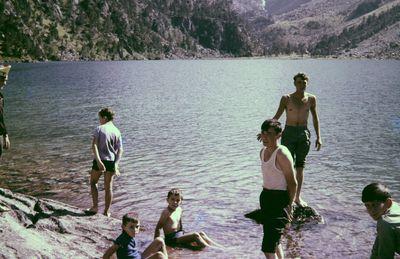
[295,198,308,207]
[84,207,98,215]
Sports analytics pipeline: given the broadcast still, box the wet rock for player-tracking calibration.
[245,205,324,226]
[0,188,121,258]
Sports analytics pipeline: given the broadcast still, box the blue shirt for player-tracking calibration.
[93,121,122,161]
[114,231,141,259]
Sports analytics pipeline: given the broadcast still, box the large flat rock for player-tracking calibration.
[0,188,121,258]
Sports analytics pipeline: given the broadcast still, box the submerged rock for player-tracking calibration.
[0,188,120,258]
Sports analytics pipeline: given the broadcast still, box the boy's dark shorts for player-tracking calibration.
[91,159,116,173]
[259,189,290,253]
[165,230,184,247]
[281,125,311,168]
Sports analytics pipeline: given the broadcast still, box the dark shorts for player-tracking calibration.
[281,125,311,168]
[165,230,184,247]
[259,189,290,253]
[91,159,116,173]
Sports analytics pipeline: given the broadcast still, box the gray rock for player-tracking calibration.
[0,188,120,258]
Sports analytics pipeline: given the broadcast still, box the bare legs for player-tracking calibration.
[175,232,222,249]
[89,170,102,213]
[142,237,168,259]
[103,172,115,216]
[264,244,284,259]
[295,167,307,207]
[89,170,115,216]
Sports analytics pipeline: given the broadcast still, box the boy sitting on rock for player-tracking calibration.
[103,212,168,259]
[154,188,222,250]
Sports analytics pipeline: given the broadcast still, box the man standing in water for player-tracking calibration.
[87,108,123,217]
[0,65,11,158]
[272,72,322,207]
[259,119,297,259]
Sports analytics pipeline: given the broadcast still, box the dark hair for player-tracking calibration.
[293,72,309,82]
[362,183,391,203]
[98,107,115,121]
[261,119,282,134]
[167,188,183,199]
[122,212,139,226]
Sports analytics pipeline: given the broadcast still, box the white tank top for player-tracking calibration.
[261,146,287,190]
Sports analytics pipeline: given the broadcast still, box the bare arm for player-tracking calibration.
[310,96,322,150]
[276,149,297,205]
[115,147,123,165]
[114,146,123,175]
[92,137,105,172]
[273,95,288,120]
[154,210,168,239]
[103,244,119,259]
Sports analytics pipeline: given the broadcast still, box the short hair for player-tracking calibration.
[98,107,115,121]
[261,119,282,134]
[167,188,183,199]
[122,212,139,226]
[362,183,392,203]
[293,72,309,82]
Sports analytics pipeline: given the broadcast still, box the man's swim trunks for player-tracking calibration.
[91,159,116,173]
[281,125,311,168]
[259,188,290,253]
[165,230,184,247]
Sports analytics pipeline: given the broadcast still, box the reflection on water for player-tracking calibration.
[1,59,399,258]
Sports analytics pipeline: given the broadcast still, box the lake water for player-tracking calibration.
[0,59,399,258]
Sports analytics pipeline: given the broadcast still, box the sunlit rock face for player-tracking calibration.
[0,188,120,258]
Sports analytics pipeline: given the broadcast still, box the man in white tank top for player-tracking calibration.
[259,119,297,259]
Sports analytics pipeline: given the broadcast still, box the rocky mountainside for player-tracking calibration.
[256,0,400,58]
[0,0,253,61]
[232,0,400,59]
[0,0,399,61]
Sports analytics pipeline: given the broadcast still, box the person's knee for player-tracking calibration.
[295,160,306,169]
[90,180,98,188]
[264,252,277,259]
[154,237,165,246]
[154,251,166,259]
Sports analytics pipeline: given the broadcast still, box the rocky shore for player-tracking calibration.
[0,188,123,258]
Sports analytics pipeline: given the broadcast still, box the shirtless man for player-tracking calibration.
[272,72,322,207]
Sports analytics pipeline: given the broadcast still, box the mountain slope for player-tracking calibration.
[252,0,400,58]
[0,0,253,61]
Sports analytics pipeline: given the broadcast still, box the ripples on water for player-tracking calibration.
[1,59,399,258]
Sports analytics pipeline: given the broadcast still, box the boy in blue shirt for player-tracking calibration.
[362,183,400,258]
[103,212,168,259]
[87,107,123,217]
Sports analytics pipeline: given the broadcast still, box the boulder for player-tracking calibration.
[245,205,324,226]
[0,188,120,258]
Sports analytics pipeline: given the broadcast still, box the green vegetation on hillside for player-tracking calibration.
[312,4,400,56]
[0,0,253,61]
